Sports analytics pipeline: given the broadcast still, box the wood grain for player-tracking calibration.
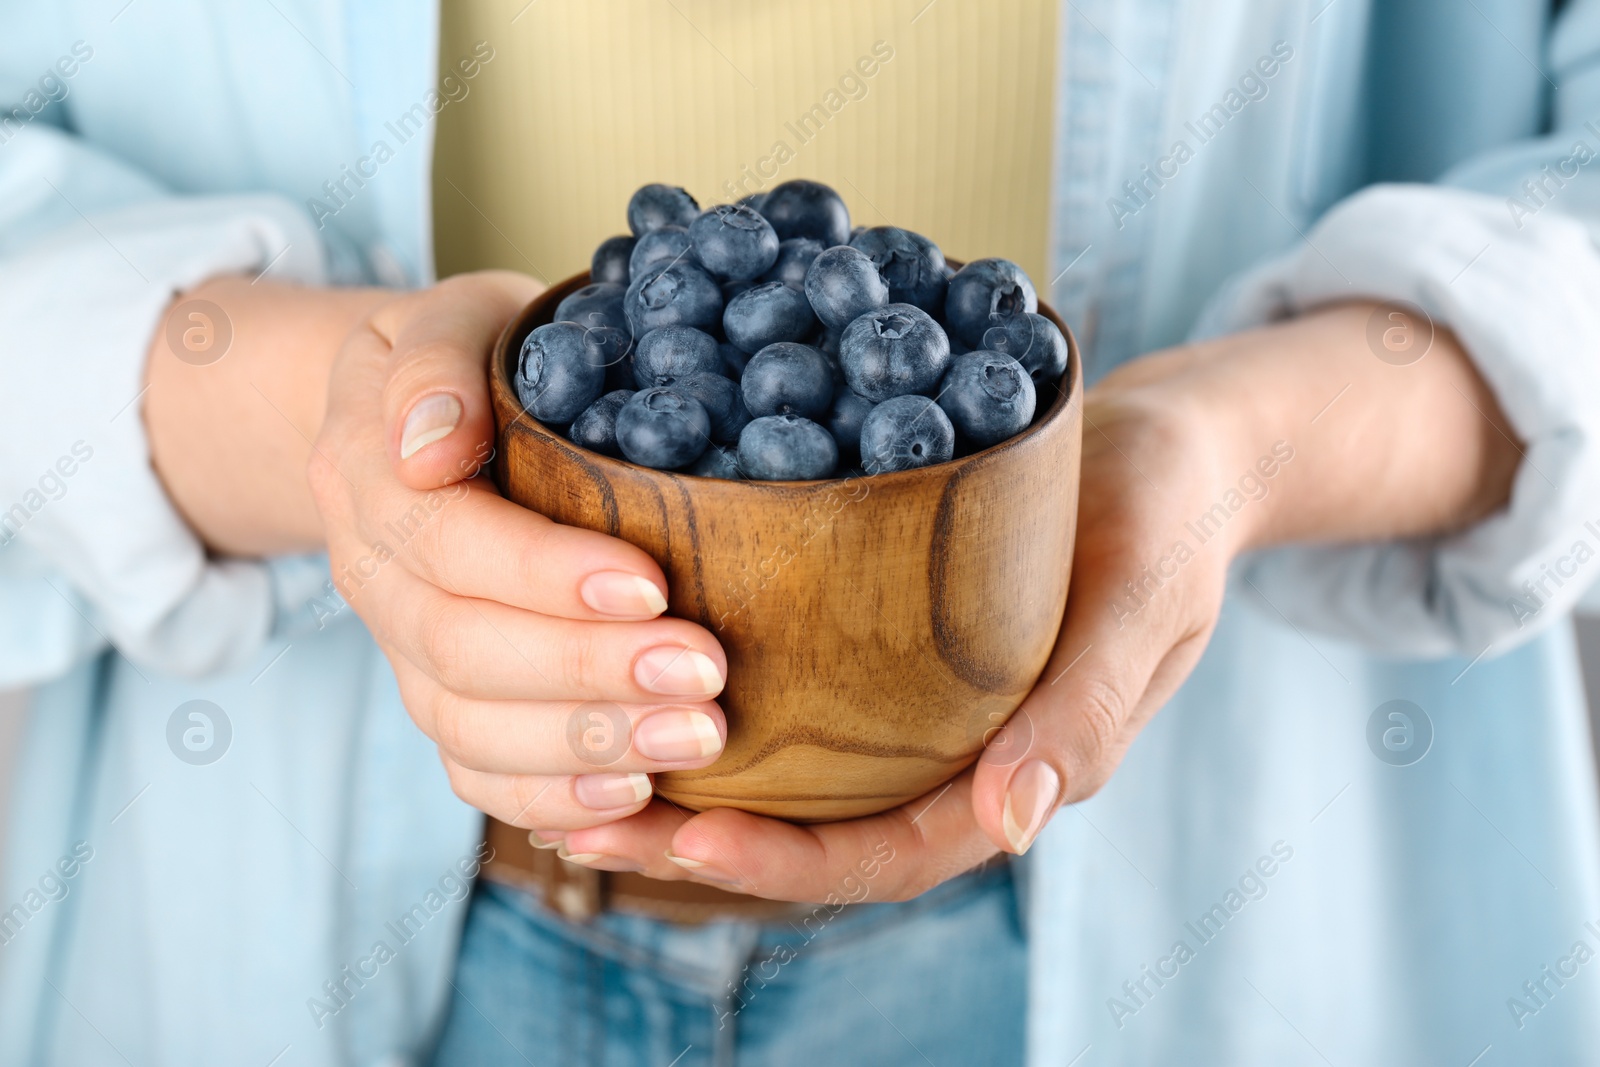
[492,273,1082,821]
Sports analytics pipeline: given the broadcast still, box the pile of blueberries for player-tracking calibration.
[514,179,1068,480]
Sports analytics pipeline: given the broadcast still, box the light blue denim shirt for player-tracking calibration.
[3,2,1600,1065]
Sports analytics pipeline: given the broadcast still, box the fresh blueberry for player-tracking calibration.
[579,324,633,379]
[603,351,637,393]
[723,281,817,353]
[624,261,723,336]
[718,342,750,381]
[689,204,780,282]
[759,237,825,291]
[944,258,1038,347]
[627,183,699,235]
[740,342,834,419]
[555,282,629,335]
[568,389,635,457]
[591,235,636,285]
[936,352,1037,447]
[981,312,1068,386]
[826,389,875,464]
[516,321,606,423]
[633,326,722,388]
[689,444,743,480]
[838,303,951,402]
[615,387,711,469]
[737,414,839,481]
[859,395,955,473]
[629,226,697,278]
[672,373,751,444]
[758,179,852,248]
[804,246,889,331]
[849,226,948,314]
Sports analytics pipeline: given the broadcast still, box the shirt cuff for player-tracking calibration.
[1191,183,1600,657]
[0,135,327,682]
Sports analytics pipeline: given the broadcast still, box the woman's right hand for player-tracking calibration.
[308,271,729,837]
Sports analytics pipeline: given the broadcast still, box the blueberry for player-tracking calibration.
[944,258,1038,347]
[689,444,743,480]
[723,281,817,353]
[591,235,636,285]
[672,373,751,444]
[722,279,755,303]
[629,226,697,278]
[813,324,842,356]
[624,261,723,335]
[633,326,722,387]
[737,414,839,480]
[838,303,951,402]
[628,183,700,235]
[848,226,948,314]
[580,324,633,375]
[859,395,955,473]
[516,322,606,423]
[758,179,852,248]
[603,351,637,393]
[740,342,834,419]
[759,237,826,290]
[936,352,1037,447]
[616,387,711,469]
[804,246,890,331]
[981,312,1068,386]
[689,204,780,282]
[718,342,750,381]
[826,389,875,463]
[738,191,768,213]
[555,282,629,335]
[569,389,635,457]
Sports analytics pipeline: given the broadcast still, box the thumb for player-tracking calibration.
[969,569,1207,856]
[382,271,544,490]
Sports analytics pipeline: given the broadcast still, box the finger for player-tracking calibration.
[969,549,1219,857]
[441,757,652,832]
[540,801,700,877]
[391,656,726,775]
[346,556,725,702]
[378,271,543,488]
[570,773,999,904]
[355,475,675,622]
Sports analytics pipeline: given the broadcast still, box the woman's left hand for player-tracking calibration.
[551,302,1521,900]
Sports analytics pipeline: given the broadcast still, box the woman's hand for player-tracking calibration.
[307,271,735,834]
[553,301,1520,898]
[147,270,733,836]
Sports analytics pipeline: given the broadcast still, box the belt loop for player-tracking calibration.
[548,858,606,920]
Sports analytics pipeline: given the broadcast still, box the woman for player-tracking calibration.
[2,1,1598,1064]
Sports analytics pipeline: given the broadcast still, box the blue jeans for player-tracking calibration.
[429,861,1026,1067]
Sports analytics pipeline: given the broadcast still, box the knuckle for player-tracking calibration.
[428,687,472,756]
[417,598,476,690]
[1072,676,1127,766]
[557,629,601,694]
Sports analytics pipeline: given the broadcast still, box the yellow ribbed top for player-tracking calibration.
[433,0,1057,285]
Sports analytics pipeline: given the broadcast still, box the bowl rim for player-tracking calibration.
[491,269,1082,492]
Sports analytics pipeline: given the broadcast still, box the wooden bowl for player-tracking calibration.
[491,273,1082,821]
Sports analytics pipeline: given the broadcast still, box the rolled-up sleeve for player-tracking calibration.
[0,123,326,686]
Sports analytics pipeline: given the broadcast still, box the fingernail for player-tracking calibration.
[635,647,724,697]
[665,851,741,885]
[574,771,652,810]
[1002,760,1061,855]
[399,393,462,459]
[557,843,604,864]
[527,830,563,850]
[634,709,722,761]
[580,572,668,618]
